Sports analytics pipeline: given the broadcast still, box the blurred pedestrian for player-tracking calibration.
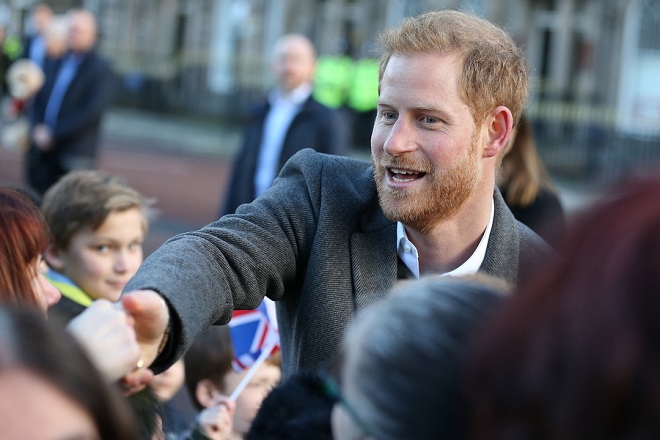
[21,2,53,69]
[26,9,115,195]
[221,33,349,216]
[346,45,379,150]
[313,39,354,111]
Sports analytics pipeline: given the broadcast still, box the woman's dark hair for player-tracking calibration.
[0,307,141,439]
[469,176,660,439]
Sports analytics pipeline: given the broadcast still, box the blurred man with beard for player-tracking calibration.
[122,10,551,379]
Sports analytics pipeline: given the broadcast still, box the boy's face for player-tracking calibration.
[223,362,281,435]
[151,359,185,402]
[47,208,145,302]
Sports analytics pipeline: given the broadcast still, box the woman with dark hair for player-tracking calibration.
[469,176,660,439]
[0,306,141,439]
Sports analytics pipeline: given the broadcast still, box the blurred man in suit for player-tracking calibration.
[221,33,348,215]
[26,9,115,195]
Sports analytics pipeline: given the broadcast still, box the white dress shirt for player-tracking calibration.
[254,83,313,198]
[397,199,495,278]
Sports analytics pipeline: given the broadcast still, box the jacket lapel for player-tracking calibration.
[350,219,398,310]
[480,188,521,284]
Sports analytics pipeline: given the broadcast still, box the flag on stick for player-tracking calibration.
[228,300,279,372]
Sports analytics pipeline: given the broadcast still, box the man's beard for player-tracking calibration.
[372,138,481,233]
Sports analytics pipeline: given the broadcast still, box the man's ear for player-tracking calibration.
[195,379,221,409]
[482,106,513,158]
[44,244,65,271]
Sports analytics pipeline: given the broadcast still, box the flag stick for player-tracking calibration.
[229,340,277,401]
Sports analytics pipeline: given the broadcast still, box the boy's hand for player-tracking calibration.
[120,290,170,369]
[67,299,142,382]
[197,399,235,440]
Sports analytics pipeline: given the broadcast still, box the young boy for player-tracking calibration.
[41,170,154,321]
[183,325,281,439]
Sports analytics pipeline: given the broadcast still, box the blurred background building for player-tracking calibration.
[2,0,659,181]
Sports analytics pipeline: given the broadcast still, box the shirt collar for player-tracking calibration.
[396,198,495,278]
[269,82,312,106]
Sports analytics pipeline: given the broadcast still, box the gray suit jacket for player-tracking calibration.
[125,149,551,375]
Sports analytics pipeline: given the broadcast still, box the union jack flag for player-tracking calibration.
[229,299,280,372]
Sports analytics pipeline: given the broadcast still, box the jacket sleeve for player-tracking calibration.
[124,149,325,368]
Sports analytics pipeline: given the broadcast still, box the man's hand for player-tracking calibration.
[120,290,170,369]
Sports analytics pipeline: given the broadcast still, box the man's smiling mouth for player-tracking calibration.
[389,168,426,182]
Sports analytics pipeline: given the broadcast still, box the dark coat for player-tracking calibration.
[126,149,551,376]
[27,49,115,194]
[221,95,349,215]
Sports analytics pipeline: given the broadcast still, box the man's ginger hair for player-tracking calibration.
[377,10,529,157]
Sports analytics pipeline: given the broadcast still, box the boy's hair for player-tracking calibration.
[183,325,235,411]
[377,10,528,157]
[183,325,282,411]
[41,170,155,250]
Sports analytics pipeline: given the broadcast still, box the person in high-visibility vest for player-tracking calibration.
[313,53,354,110]
[347,55,379,149]
[1,24,23,97]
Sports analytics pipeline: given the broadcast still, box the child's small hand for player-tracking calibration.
[67,299,142,382]
[197,399,235,440]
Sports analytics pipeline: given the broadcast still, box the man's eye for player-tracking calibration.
[383,112,396,120]
[423,116,439,123]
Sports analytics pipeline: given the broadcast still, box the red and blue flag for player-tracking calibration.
[229,300,279,372]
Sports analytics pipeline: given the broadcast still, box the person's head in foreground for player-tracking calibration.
[468,175,660,439]
[331,275,509,440]
[42,170,153,303]
[0,307,140,440]
[371,9,527,234]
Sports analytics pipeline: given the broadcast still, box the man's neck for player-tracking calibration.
[406,184,494,275]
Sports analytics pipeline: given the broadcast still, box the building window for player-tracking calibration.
[639,0,660,50]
